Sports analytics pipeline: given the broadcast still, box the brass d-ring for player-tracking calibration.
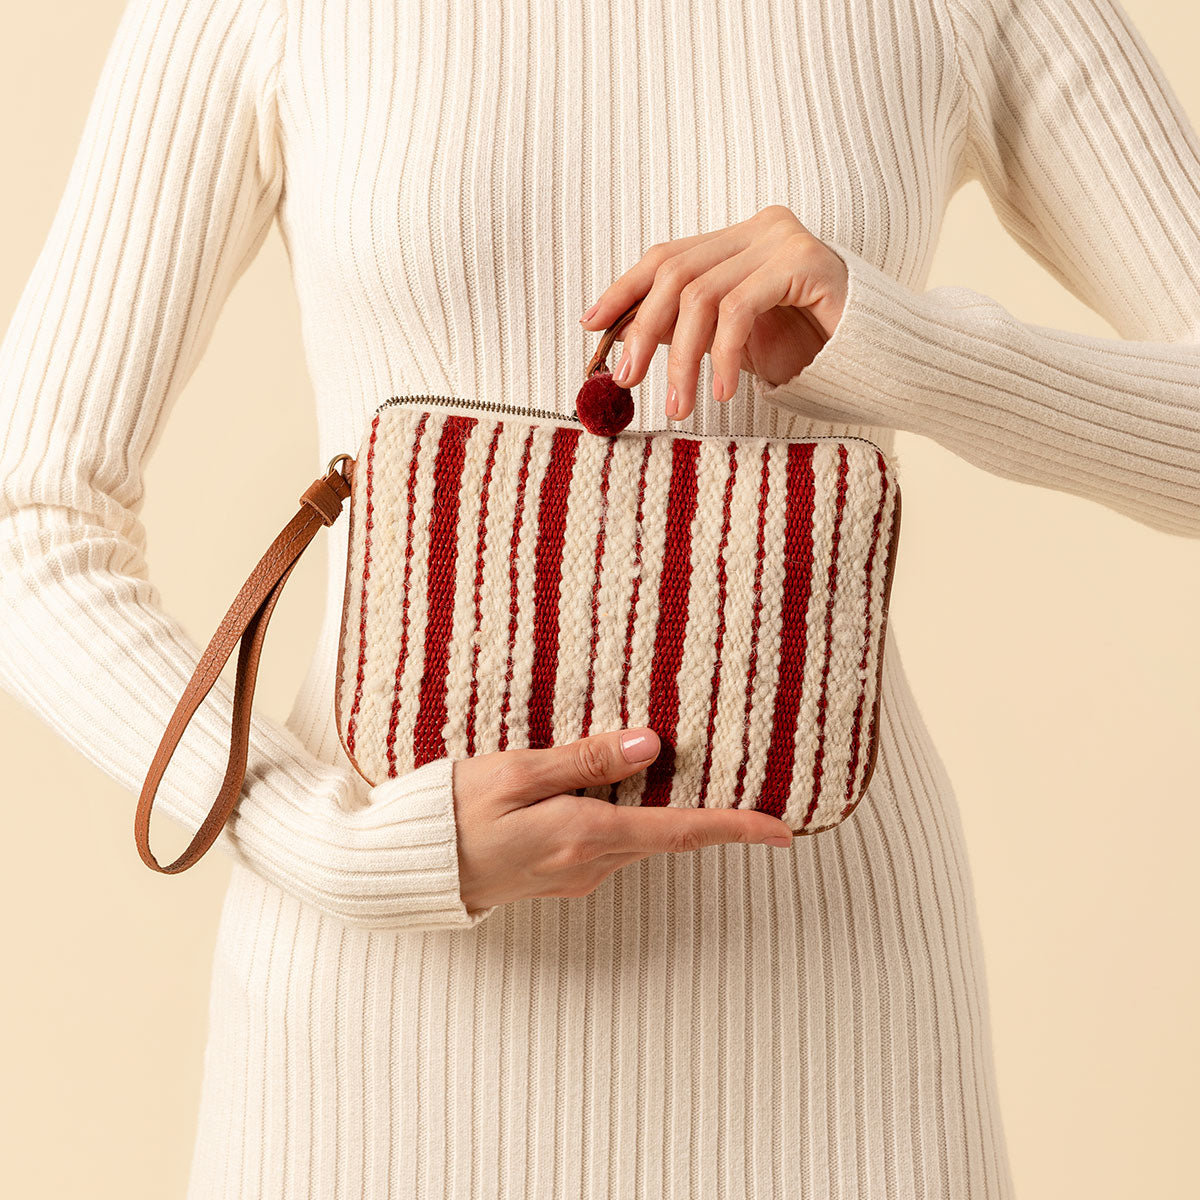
[326,452,353,478]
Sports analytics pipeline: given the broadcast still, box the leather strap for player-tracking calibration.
[584,297,642,378]
[136,300,638,875]
[134,462,353,874]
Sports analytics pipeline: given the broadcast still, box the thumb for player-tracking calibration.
[495,727,661,805]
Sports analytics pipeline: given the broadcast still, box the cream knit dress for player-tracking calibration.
[2,0,1199,1196]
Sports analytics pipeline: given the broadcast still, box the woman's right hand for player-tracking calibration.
[451,726,796,912]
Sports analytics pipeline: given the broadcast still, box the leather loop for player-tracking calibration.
[300,476,344,525]
[134,463,352,874]
[584,297,642,378]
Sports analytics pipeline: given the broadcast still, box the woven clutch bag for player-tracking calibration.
[135,300,901,874]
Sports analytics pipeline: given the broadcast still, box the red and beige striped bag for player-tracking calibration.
[135,300,901,875]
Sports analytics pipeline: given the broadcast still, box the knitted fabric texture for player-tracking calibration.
[337,401,900,831]
[5,0,1200,1193]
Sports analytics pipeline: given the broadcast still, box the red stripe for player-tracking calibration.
[801,444,851,828]
[758,441,818,818]
[497,427,537,752]
[345,414,381,757]
[465,423,503,757]
[579,438,618,738]
[413,416,474,766]
[695,442,739,808]
[731,447,774,806]
[527,425,582,750]
[840,461,889,815]
[640,438,702,806]
[608,438,655,805]
[384,412,433,775]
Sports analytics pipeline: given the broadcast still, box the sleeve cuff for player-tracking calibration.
[309,755,498,931]
[750,241,928,432]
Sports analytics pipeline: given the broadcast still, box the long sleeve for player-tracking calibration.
[0,0,495,931]
[752,0,1200,539]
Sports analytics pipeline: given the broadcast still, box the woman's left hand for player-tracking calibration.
[579,205,848,422]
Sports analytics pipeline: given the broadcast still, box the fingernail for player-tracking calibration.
[620,727,658,762]
[614,348,632,384]
[580,301,599,323]
[762,834,793,847]
[712,372,725,403]
[666,385,677,416]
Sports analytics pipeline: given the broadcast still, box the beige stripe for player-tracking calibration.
[441,418,496,759]
[498,423,556,750]
[846,480,900,807]
[614,434,675,805]
[806,445,884,827]
[782,440,842,826]
[551,430,612,746]
[338,429,373,749]
[670,437,736,808]
[732,437,791,813]
[575,436,652,801]
[355,410,444,780]
[470,424,539,754]
[703,438,777,810]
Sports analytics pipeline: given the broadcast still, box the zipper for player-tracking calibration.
[377,393,582,424]
[373,392,888,449]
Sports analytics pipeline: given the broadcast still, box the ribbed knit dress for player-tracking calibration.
[3,0,1199,1196]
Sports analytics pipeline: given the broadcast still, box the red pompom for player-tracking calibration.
[575,372,634,436]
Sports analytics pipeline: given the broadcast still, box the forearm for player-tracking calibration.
[0,503,491,928]
[0,0,495,931]
[753,242,1200,538]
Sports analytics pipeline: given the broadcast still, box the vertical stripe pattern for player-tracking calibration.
[21,0,1200,1192]
[338,403,900,831]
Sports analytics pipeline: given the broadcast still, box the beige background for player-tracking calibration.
[2,2,1197,1196]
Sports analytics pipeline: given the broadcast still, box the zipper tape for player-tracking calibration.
[372,392,891,450]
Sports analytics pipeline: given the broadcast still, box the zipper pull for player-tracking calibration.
[577,298,642,435]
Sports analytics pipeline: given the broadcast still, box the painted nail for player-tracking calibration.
[762,835,793,848]
[620,727,658,762]
[712,372,725,403]
[614,348,632,384]
[580,301,599,323]
[666,385,677,416]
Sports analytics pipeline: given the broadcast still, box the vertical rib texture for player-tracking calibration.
[0,0,492,933]
[755,0,1200,539]
[2,0,1196,1195]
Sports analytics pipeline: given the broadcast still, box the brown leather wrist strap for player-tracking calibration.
[134,460,354,874]
[584,297,642,378]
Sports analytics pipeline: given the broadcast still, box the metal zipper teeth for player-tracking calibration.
[377,393,582,423]
[374,392,887,449]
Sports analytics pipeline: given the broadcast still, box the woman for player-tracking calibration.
[2,0,1197,1195]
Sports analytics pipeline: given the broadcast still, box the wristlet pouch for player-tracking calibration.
[135,299,901,874]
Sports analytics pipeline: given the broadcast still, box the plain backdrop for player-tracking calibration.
[1,2,1197,1196]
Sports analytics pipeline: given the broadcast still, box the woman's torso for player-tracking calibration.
[189,4,1013,1196]
[276,0,958,445]
[269,0,962,712]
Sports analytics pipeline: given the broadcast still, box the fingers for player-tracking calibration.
[666,233,831,421]
[582,231,755,419]
[695,256,800,423]
[540,812,796,904]
[578,207,840,424]
[665,246,768,420]
[486,727,662,806]
[578,229,724,335]
[601,232,745,410]
[595,803,795,855]
[533,805,796,903]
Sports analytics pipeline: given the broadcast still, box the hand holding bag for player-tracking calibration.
[135,299,901,874]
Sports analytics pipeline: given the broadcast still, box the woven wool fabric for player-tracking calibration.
[336,403,900,831]
[4,0,1200,1196]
